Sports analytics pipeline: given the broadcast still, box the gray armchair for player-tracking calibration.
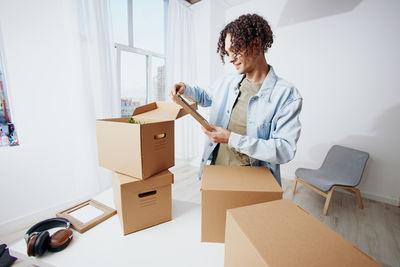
[292,145,369,215]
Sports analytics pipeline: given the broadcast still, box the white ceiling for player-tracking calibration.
[222,0,253,7]
[278,0,362,27]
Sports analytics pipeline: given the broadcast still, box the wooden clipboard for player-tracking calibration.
[173,94,214,131]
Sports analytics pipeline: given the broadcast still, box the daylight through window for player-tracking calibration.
[110,0,167,117]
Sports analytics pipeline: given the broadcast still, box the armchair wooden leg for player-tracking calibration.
[354,188,364,209]
[292,177,298,195]
[323,189,334,216]
[337,186,364,210]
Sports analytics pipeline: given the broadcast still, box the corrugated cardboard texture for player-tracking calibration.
[224,199,382,267]
[112,170,173,235]
[132,101,197,123]
[201,166,283,243]
[96,101,196,179]
[140,122,174,178]
[201,165,283,192]
[96,119,173,179]
[225,212,266,266]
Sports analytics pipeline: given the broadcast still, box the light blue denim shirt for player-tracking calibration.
[184,66,302,185]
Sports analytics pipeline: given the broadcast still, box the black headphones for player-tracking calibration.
[25,217,73,257]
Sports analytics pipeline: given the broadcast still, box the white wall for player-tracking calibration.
[0,0,110,235]
[209,0,229,83]
[188,0,228,166]
[191,1,211,87]
[191,0,227,88]
[225,0,400,204]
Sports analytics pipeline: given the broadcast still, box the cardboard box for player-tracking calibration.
[112,170,174,235]
[96,101,196,179]
[201,165,283,243]
[224,199,382,267]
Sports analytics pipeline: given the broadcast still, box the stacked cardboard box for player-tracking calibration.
[96,101,195,235]
[112,170,174,235]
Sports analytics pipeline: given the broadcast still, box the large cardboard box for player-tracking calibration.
[96,101,195,179]
[224,199,382,267]
[201,165,283,243]
[112,170,174,235]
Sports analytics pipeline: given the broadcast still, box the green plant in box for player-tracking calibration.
[129,117,144,124]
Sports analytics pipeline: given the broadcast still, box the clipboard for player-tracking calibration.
[173,94,214,132]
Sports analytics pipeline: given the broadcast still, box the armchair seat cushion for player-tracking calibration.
[295,145,369,192]
[296,168,354,192]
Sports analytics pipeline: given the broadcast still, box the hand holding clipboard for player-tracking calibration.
[172,94,214,132]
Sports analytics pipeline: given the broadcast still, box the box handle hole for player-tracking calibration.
[154,133,166,140]
[138,190,157,198]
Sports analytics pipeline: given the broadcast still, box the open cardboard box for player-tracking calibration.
[112,170,174,235]
[201,165,283,243]
[96,101,197,179]
[224,199,382,267]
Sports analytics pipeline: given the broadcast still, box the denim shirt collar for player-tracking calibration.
[234,65,277,102]
[259,65,277,99]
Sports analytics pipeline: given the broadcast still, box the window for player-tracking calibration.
[110,0,168,117]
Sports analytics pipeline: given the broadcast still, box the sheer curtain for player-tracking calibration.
[0,0,119,239]
[77,0,120,190]
[166,0,202,163]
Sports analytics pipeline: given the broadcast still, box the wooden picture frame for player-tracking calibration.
[57,199,116,234]
[173,94,213,131]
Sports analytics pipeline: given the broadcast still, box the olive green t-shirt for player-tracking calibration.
[214,77,262,166]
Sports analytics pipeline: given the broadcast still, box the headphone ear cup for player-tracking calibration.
[33,231,50,257]
[48,229,73,252]
[27,233,38,256]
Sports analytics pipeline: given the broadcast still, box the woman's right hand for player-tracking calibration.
[169,82,186,102]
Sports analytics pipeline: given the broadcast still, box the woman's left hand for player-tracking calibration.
[202,124,231,144]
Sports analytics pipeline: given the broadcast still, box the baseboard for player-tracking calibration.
[0,193,96,245]
[328,187,398,206]
[282,177,398,207]
[359,191,398,206]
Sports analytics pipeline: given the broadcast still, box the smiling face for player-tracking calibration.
[217,14,274,75]
[225,33,258,75]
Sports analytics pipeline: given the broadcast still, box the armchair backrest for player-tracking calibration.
[320,145,369,187]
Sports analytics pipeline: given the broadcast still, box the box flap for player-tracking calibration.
[96,117,130,123]
[227,199,382,267]
[114,170,173,193]
[132,101,197,123]
[201,165,282,193]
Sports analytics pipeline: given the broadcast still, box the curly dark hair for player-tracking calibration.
[217,14,273,63]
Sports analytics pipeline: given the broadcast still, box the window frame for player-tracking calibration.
[114,0,168,105]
